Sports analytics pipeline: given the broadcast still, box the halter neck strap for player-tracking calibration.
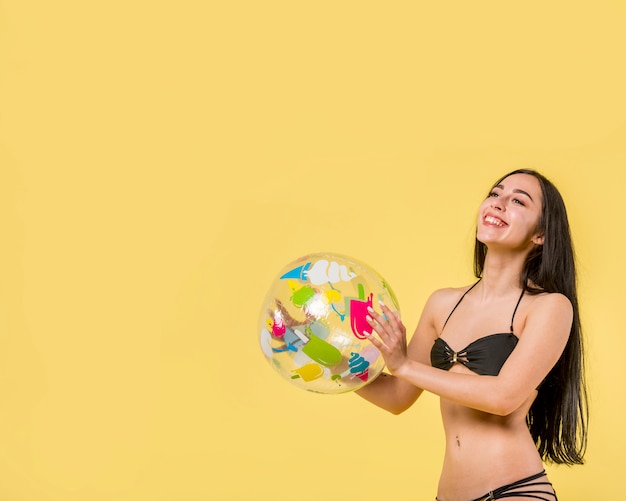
[440,279,526,334]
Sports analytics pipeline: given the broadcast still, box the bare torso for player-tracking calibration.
[433,286,548,501]
[437,365,544,500]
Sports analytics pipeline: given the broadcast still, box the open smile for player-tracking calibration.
[484,215,507,227]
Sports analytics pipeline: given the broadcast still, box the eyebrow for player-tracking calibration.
[494,184,534,202]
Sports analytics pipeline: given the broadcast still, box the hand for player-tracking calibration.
[270,299,305,328]
[364,301,409,376]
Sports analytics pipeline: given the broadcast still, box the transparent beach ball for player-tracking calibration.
[258,253,400,394]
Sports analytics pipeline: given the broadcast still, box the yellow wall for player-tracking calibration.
[1,1,624,499]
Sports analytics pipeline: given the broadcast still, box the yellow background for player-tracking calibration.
[1,1,624,499]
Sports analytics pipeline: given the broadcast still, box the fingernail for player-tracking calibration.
[367,306,374,313]
[379,300,386,307]
[366,315,373,323]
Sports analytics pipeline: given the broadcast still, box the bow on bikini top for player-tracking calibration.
[430,281,523,376]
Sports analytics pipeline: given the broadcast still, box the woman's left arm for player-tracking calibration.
[365,294,572,416]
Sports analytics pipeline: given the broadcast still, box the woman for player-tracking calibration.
[357,169,587,501]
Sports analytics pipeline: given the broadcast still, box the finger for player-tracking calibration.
[366,314,389,339]
[274,300,297,325]
[366,308,393,338]
[366,305,389,326]
[369,304,400,340]
[378,300,404,333]
[363,330,386,350]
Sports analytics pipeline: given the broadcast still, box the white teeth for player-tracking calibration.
[485,216,505,227]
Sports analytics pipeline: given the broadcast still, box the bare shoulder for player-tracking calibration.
[528,291,573,316]
[428,284,476,307]
[423,284,477,323]
[408,285,475,354]
[521,292,573,339]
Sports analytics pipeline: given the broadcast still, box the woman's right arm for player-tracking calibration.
[354,290,444,414]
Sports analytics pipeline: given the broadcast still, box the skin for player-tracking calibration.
[356,174,572,501]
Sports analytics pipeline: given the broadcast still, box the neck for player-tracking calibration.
[479,249,527,296]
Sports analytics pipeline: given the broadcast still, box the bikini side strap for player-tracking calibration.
[441,279,481,332]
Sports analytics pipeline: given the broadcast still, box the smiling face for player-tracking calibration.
[476,173,545,252]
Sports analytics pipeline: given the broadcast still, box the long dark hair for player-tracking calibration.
[474,169,588,465]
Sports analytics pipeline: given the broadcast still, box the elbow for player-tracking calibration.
[489,403,515,417]
[488,391,525,417]
[390,389,424,414]
[387,391,423,415]
[388,403,411,416]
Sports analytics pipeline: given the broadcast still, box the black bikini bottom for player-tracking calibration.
[436,470,558,501]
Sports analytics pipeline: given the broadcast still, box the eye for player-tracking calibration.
[488,191,499,198]
[513,198,525,206]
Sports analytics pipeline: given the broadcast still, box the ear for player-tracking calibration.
[532,233,545,246]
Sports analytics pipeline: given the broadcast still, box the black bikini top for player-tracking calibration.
[430,281,524,376]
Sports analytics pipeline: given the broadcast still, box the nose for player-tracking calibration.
[490,198,504,211]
